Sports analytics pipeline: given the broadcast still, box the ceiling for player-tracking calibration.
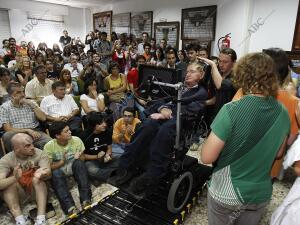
[31,0,126,8]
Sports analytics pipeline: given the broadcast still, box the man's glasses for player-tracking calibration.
[123,114,133,118]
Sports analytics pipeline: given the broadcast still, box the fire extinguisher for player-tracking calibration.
[218,33,231,52]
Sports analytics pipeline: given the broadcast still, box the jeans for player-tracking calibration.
[112,143,125,157]
[51,159,91,214]
[85,158,119,182]
[119,118,176,177]
[207,192,268,225]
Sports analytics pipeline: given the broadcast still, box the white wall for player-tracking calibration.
[91,0,299,58]
[248,0,298,53]
[1,0,90,48]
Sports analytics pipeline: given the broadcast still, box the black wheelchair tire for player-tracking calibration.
[167,171,193,213]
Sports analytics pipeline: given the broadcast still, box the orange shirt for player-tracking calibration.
[112,117,141,144]
[232,88,299,134]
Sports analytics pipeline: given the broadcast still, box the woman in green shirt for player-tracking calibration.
[201,52,290,225]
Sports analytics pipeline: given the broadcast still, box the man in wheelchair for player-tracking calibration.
[108,62,208,197]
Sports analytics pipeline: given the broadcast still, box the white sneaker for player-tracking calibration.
[15,215,31,225]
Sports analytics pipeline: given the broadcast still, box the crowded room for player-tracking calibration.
[0,0,299,224]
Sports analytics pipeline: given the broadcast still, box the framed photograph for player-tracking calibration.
[182,39,212,55]
[154,22,180,49]
[112,12,131,34]
[93,11,112,35]
[181,5,217,41]
[130,11,153,38]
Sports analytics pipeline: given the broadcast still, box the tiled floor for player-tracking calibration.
[0,147,295,225]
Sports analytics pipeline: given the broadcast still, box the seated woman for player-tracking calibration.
[150,47,166,67]
[80,78,105,125]
[15,56,33,86]
[109,62,208,196]
[79,112,119,182]
[0,67,13,104]
[104,62,128,120]
[59,69,79,96]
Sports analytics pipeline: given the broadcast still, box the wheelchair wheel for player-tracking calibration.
[167,171,193,213]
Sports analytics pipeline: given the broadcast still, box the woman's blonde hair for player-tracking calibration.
[59,69,71,84]
[233,52,278,97]
[18,56,32,71]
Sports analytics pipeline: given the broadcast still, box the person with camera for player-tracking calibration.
[85,31,96,51]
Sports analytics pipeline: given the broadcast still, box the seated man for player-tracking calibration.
[63,54,83,79]
[0,83,51,152]
[79,112,119,182]
[0,133,51,225]
[40,81,82,136]
[109,62,207,196]
[112,107,141,156]
[44,121,91,215]
[25,65,53,105]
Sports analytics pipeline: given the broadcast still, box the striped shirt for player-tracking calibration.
[0,100,39,129]
[40,94,78,118]
[208,95,290,205]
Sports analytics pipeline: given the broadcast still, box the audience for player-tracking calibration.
[137,32,149,55]
[112,107,140,156]
[0,26,298,225]
[0,67,13,104]
[59,69,79,95]
[0,133,51,225]
[80,78,105,120]
[15,56,33,86]
[40,81,82,135]
[79,112,119,182]
[104,62,127,104]
[45,121,91,215]
[0,83,51,152]
[25,65,53,104]
[63,54,83,79]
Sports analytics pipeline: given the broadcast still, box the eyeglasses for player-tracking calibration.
[123,114,133,118]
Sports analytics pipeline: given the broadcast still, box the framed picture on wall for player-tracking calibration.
[181,5,217,41]
[112,12,131,34]
[93,11,112,36]
[182,39,212,55]
[130,11,153,39]
[154,22,180,49]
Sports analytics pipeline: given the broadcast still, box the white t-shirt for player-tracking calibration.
[63,63,83,78]
[80,93,104,116]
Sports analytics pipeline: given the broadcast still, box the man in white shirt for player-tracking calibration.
[40,81,82,135]
[25,65,53,104]
[137,32,149,55]
[0,39,10,58]
[63,54,83,79]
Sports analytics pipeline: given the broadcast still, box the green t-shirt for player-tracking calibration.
[208,95,290,205]
[44,136,85,175]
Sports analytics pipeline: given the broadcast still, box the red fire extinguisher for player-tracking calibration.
[218,33,231,52]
